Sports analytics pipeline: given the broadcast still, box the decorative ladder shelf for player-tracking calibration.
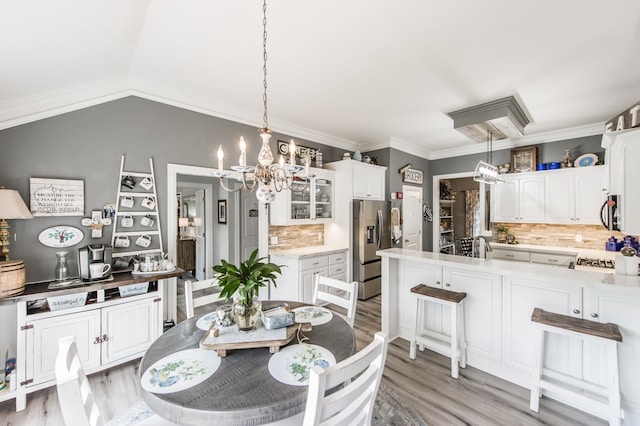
[110,155,164,258]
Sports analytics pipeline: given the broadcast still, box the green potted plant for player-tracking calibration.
[213,249,282,332]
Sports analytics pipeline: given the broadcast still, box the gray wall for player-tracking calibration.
[0,96,346,282]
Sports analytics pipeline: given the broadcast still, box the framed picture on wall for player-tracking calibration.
[218,200,227,224]
[510,146,537,173]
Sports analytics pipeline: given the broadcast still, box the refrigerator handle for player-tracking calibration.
[376,209,383,250]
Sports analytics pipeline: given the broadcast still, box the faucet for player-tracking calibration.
[472,236,493,259]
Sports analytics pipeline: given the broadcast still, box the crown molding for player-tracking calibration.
[0,77,131,131]
[427,123,604,160]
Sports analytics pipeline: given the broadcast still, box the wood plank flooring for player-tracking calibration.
[0,295,605,425]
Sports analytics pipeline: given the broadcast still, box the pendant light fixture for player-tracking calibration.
[214,0,312,203]
[473,131,504,184]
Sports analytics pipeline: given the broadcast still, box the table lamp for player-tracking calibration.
[0,186,34,261]
[178,217,189,239]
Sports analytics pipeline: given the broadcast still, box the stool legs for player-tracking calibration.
[409,297,420,360]
[606,341,622,426]
[458,300,467,369]
[450,301,459,379]
[529,326,545,412]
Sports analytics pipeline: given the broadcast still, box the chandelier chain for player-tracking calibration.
[262,0,269,130]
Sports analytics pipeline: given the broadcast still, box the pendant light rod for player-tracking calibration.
[261,0,269,132]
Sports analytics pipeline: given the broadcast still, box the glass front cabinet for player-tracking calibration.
[270,169,335,225]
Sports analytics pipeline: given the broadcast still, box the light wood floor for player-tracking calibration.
[0,295,604,426]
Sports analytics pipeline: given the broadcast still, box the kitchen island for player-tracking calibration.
[378,248,640,424]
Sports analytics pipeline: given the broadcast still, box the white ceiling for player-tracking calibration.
[2,0,640,159]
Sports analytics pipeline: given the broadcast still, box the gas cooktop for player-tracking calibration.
[575,257,615,269]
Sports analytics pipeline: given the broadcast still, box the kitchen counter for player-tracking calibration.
[491,242,617,260]
[377,248,640,423]
[377,248,640,294]
[269,245,348,259]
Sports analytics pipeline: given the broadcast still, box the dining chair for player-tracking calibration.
[312,274,358,327]
[184,278,223,319]
[303,331,389,426]
[55,336,176,426]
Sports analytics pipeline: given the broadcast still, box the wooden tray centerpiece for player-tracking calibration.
[199,321,312,357]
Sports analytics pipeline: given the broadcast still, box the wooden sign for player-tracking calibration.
[30,178,84,216]
[402,168,424,185]
[604,101,640,133]
[277,140,318,159]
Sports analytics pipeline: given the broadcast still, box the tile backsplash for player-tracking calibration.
[492,223,626,251]
[268,224,325,250]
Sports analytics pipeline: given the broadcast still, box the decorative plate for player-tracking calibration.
[268,344,336,386]
[38,226,84,248]
[292,306,333,326]
[574,153,598,167]
[196,311,218,331]
[141,348,220,394]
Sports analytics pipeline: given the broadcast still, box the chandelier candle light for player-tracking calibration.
[214,0,312,203]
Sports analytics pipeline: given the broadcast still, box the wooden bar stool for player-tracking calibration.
[409,284,467,379]
[530,308,624,426]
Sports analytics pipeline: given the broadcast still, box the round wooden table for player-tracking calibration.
[140,301,356,425]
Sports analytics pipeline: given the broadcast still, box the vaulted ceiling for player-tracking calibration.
[2,1,640,158]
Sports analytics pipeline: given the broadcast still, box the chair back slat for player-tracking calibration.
[303,332,388,426]
[56,336,104,426]
[313,275,358,327]
[184,278,223,319]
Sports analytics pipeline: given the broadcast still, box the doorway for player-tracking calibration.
[402,185,423,251]
[432,172,490,254]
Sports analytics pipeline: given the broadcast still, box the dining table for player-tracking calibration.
[139,300,356,425]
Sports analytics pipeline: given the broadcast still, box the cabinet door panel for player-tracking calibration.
[503,277,582,376]
[574,167,605,224]
[545,173,575,223]
[301,267,328,304]
[27,310,101,385]
[491,179,519,222]
[399,261,443,340]
[446,268,502,363]
[583,290,640,408]
[519,177,545,222]
[101,298,159,365]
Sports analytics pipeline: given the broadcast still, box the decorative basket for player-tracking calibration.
[0,260,26,298]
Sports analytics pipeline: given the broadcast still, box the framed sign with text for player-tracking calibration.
[402,168,424,185]
[30,178,84,216]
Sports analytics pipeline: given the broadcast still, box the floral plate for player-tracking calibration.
[196,312,217,331]
[292,306,333,326]
[141,348,221,394]
[268,344,336,386]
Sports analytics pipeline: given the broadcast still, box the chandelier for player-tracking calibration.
[214,0,312,203]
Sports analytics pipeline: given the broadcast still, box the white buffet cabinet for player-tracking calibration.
[269,246,348,304]
[379,248,640,424]
[0,270,181,411]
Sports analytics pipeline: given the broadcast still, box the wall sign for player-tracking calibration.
[402,168,424,185]
[277,140,318,159]
[30,178,84,216]
[605,101,640,133]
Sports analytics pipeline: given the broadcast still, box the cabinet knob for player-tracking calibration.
[102,334,109,342]
[573,309,581,314]
[445,283,450,287]
[94,337,101,344]
[436,280,441,285]
[591,313,599,318]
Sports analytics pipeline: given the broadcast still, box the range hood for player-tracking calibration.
[448,96,530,142]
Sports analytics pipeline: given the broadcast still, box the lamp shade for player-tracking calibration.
[0,188,33,219]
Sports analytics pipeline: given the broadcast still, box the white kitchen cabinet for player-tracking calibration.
[325,159,386,201]
[583,288,640,415]
[444,267,503,369]
[491,174,545,223]
[502,275,583,384]
[270,249,347,304]
[269,168,335,225]
[544,166,605,224]
[9,279,165,411]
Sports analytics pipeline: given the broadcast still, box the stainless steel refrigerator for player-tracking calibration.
[353,200,391,300]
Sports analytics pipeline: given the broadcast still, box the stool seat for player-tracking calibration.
[411,284,467,303]
[410,284,467,379]
[530,307,623,426]
[531,308,622,342]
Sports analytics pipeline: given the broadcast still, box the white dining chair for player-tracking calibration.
[303,331,389,426]
[184,278,223,319]
[312,274,358,327]
[55,336,177,426]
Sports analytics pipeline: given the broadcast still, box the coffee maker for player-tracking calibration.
[78,244,113,280]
